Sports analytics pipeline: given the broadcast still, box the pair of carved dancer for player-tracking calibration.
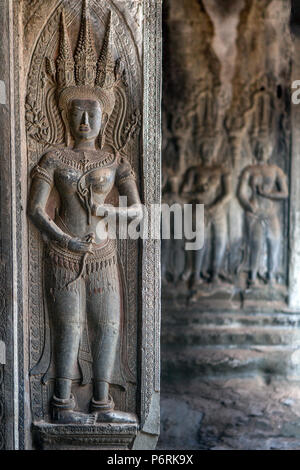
[28,2,141,424]
[180,140,231,286]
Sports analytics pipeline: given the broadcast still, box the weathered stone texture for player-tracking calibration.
[162,0,292,305]
[0,0,162,450]
[160,0,300,450]
[159,377,300,450]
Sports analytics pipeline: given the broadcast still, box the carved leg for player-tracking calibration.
[87,288,120,407]
[49,285,83,400]
[267,215,281,283]
[186,219,211,285]
[86,273,137,424]
[182,209,201,282]
[161,238,171,283]
[47,278,95,424]
[211,217,227,284]
[94,381,109,402]
[181,249,194,281]
[193,244,205,284]
[54,378,73,401]
[248,219,264,286]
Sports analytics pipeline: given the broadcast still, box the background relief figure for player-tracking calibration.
[237,140,288,287]
[180,139,232,287]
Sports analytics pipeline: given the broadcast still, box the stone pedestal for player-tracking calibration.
[33,423,138,450]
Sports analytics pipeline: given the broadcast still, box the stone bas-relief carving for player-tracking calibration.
[238,140,288,289]
[161,170,185,285]
[180,138,232,291]
[28,0,141,426]
[162,0,291,311]
[23,0,161,449]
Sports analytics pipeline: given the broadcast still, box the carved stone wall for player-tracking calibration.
[159,0,300,450]
[26,0,143,425]
[0,0,18,450]
[162,0,292,311]
[0,0,161,450]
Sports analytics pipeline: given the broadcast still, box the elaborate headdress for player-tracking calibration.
[56,0,117,118]
[26,0,141,152]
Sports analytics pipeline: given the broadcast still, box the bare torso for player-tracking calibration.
[47,149,119,243]
[182,165,227,207]
[247,164,282,214]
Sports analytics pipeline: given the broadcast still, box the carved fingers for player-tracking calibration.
[68,238,94,254]
[127,203,143,221]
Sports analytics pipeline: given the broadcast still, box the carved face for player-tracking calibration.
[68,99,102,141]
[200,142,212,165]
[255,140,271,163]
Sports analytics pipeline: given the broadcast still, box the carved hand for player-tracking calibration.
[67,237,94,254]
[127,204,143,221]
[205,207,214,221]
[257,186,271,198]
[208,202,223,215]
[92,203,143,221]
[243,202,255,213]
[91,204,117,218]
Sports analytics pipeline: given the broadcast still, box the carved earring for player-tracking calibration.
[98,113,109,149]
[61,109,72,147]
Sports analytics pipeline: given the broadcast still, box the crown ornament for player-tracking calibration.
[56,10,75,88]
[96,11,115,89]
[74,0,97,87]
[47,0,119,118]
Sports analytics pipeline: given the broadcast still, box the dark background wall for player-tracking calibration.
[158,0,300,450]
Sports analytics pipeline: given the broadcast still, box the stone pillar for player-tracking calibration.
[0,0,21,450]
[1,0,161,450]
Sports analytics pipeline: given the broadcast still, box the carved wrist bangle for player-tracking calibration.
[60,234,72,249]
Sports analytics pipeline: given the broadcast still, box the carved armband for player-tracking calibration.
[117,170,136,187]
[31,165,53,186]
[116,156,136,188]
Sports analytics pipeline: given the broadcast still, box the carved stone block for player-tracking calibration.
[0,0,161,450]
[33,423,138,450]
[162,0,293,313]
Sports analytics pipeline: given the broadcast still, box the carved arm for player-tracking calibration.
[258,167,288,201]
[237,168,254,213]
[207,172,232,213]
[28,165,71,247]
[93,157,142,221]
[180,167,196,199]
[28,154,93,253]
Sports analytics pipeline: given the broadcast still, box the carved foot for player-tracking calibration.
[189,291,199,304]
[51,393,76,411]
[192,279,205,290]
[51,394,97,425]
[96,410,138,424]
[90,395,115,413]
[219,271,232,283]
[90,395,137,424]
[52,409,97,425]
[211,275,221,285]
[266,272,277,286]
[247,278,260,288]
[181,270,192,282]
